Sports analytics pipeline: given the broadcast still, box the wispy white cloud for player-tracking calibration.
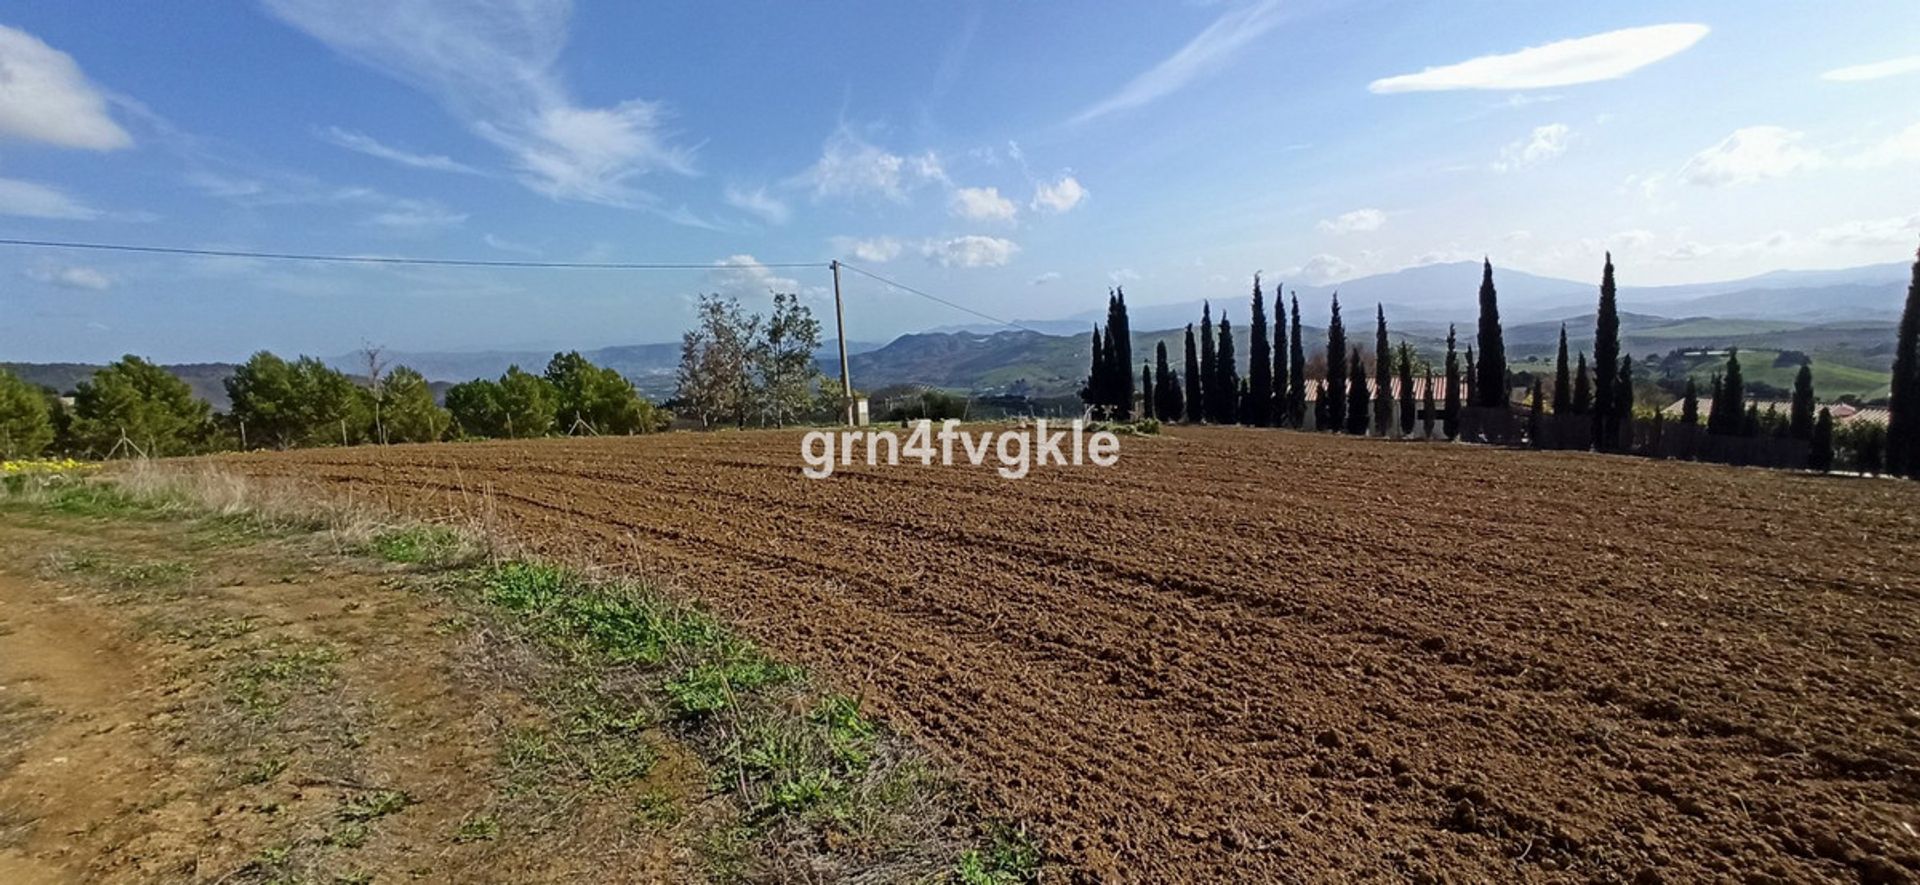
[0,24,132,150]
[1107,268,1141,284]
[1813,213,1920,247]
[951,186,1017,222]
[1493,123,1570,171]
[265,0,693,209]
[25,264,112,290]
[724,184,790,225]
[482,232,540,255]
[362,200,468,232]
[1071,0,1289,124]
[1821,56,1920,82]
[709,254,824,303]
[1369,24,1708,93]
[1030,175,1087,213]
[1288,253,1353,284]
[1847,122,1920,169]
[1029,271,1062,286]
[832,235,904,263]
[1680,126,1825,186]
[1317,208,1386,234]
[320,126,483,174]
[0,176,101,219]
[922,235,1020,268]
[795,127,945,203]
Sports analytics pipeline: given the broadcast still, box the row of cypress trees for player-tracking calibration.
[1889,244,1920,477]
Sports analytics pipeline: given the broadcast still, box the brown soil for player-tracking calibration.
[208,428,1920,882]
[0,513,689,882]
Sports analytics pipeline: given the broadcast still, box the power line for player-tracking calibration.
[0,237,825,270]
[836,261,1045,335]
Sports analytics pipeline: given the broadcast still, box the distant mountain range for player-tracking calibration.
[8,261,1906,408]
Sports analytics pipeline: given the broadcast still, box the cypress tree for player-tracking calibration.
[1553,325,1572,414]
[1681,378,1700,426]
[1713,348,1747,436]
[1397,343,1416,437]
[1810,407,1835,471]
[1572,353,1591,414]
[1422,367,1436,439]
[1215,316,1238,424]
[1592,252,1621,449]
[1313,382,1329,430]
[1443,325,1461,440]
[1288,293,1307,427]
[1248,276,1272,427]
[1199,302,1216,423]
[1373,305,1392,436]
[1184,324,1203,423]
[1474,258,1508,408]
[1527,380,1545,448]
[1141,363,1154,420]
[1790,364,1815,441]
[1109,290,1134,420]
[1155,342,1178,423]
[1082,326,1104,411]
[1101,324,1120,416]
[1616,355,1634,443]
[1712,370,1728,433]
[1344,348,1369,436]
[1272,289,1289,427]
[1325,293,1347,432]
[1888,244,1920,477]
[1465,346,1477,407]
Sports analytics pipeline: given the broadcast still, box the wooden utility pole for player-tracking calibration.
[831,259,854,425]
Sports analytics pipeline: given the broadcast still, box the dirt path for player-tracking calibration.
[0,513,685,883]
[209,428,1920,881]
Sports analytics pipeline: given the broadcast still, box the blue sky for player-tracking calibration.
[2,0,1918,362]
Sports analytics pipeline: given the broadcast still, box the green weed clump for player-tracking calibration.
[368,525,475,567]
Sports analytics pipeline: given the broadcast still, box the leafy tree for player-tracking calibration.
[226,351,304,448]
[1372,305,1392,436]
[1198,302,1216,423]
[1397,343,1416,437]
[1271,288,1288,426]
[70,356,210,457]
[1572,353,1591,414]
[1214,316,1238,424]
[677,294,759,429]
[546,351,647,435]
[1527,380,1545,448]
[1810,407,1835,471]
[1325,293,1347,432]
[1681,377,1700,426]
[1888,245,1920,477]
[1313,382,1329,430]
[1343,348,1369,436]
[446,379,506,438]
[1592,252,1621,449]
[0,369,54,459]
[1474,258,1508,408]
[290,356,370,447]
[1839,419,1886,475]
[757,292,824,427]
[1553,325,1572,414]
[1743,402,1762,438]
[1183,324,1202,423]
[1442,325,1461,440]
[382,366,448,443]
[498,366,556,438]
[1247,276,1271,427]
[1789,364,1816,441]
[1287,293,1306,427]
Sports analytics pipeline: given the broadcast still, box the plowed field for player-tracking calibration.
[208,428,1920,881]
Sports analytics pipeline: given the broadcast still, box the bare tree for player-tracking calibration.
[360,342,390,444]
